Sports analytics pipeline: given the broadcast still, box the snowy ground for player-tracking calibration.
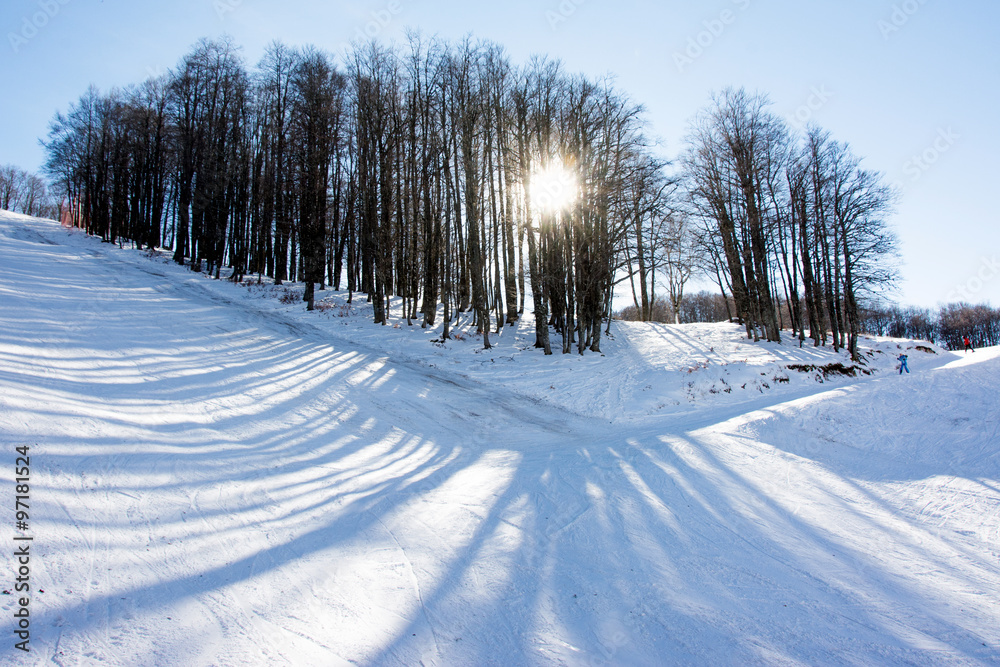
[1,210,998,666]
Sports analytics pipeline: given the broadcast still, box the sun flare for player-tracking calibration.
[530,161,577,215]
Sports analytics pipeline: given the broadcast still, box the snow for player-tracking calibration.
[1,210,998,665]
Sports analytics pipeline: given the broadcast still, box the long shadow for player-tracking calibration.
[363,414,999,665]
[3,217,998,664]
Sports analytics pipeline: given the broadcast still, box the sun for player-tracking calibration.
[530,161,577,215]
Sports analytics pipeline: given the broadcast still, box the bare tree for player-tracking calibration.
[658,211,703,324]
[684,87,787,342]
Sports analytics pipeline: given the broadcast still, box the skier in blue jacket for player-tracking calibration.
[897,353,909,374]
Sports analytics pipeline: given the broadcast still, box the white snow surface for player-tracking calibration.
[1,210,998,665]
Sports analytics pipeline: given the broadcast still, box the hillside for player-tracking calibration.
[1,210,998,665]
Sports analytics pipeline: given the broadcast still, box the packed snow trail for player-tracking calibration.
[1,212,998,665]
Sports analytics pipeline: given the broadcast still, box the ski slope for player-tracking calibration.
[1,211,998,665]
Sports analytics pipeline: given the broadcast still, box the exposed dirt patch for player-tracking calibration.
[786,362,874,378]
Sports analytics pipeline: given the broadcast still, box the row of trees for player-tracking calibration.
[0,164,58,218]
[859,302,1000,350]
[682,89,898,361]
[44,36,676,355]
[41,38,899,357]
[617,291,733,325]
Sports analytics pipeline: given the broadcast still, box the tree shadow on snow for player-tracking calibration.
[2,226,998,665]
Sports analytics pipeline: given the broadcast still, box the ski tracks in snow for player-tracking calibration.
[2,214,999,665]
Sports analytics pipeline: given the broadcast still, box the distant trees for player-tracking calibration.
[683,88,898,360]
[617,290,732,324]
[859,302,1000,350]
[680,290,734,324]
[938,303,1000,349]
[0,164,57,218]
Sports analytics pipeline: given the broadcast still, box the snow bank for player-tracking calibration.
[13,212,950,423]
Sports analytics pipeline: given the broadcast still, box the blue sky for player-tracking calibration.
[1,0,996,308]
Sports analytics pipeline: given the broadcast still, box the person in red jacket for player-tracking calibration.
[963,336,975,353]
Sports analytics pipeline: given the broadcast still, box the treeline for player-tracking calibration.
[860,302,1000,350]
[43,36,675,355]
[0,164,58,219]
[42,37,898,357]
[617,291,733,324]
[683,89,897,361]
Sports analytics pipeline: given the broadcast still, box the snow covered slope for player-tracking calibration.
[1,211,998,665]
